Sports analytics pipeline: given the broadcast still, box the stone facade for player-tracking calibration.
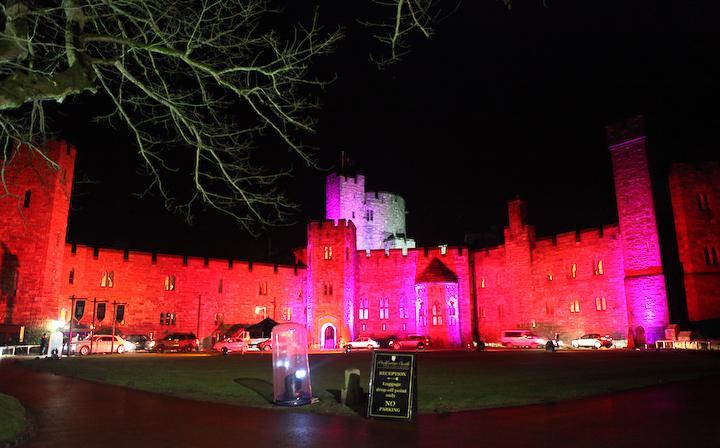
[1,118,717,348]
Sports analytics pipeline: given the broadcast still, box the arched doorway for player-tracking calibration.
[320,323,336,349]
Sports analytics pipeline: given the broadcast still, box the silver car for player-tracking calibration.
[73,335,130,355]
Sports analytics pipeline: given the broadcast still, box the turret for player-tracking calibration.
[608,116,669,344]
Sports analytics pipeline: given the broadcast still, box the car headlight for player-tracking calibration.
[148,341,155,348]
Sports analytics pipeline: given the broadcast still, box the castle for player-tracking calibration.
[1,117,718,348]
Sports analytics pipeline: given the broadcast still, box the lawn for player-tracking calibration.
[23,349,720,415]
[0,393,31,445]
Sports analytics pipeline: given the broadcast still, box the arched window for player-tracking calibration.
[705,246,718,265]
[101,271,114,288]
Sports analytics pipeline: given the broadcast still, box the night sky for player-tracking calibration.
[58,1,720,265]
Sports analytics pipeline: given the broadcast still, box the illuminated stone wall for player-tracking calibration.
[0,142,75,329]
[669,162,720,321]
[608,117,669,343]
[59,245,306,344]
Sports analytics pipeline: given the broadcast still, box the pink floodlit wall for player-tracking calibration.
[669,162,720,321]
[608,117,669,343]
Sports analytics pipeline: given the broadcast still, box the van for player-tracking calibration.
[500,330,546,348]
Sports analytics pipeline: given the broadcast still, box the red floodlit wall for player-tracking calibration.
[474,202,627,343]
[669,162,720,321]
[59,244,306,344]
[0,142,75,329]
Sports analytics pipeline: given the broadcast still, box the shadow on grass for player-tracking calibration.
[233,378,273,404]
[326,388,368,417]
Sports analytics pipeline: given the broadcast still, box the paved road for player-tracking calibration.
[1,362,718,448]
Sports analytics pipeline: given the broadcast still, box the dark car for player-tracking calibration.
[389,335,432,350]
[124,334,150,351]
[148,332,199,353]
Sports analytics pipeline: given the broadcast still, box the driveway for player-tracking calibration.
[0,362,718,447]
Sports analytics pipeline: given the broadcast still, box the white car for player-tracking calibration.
[500,330,547,348]
[344,337,380,351]
[571,334,613,349]
[72,335,130,355]
[212,338,247,354]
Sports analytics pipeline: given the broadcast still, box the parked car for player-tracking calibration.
[389,335,432,350]
[212,337,247,354]
[256,339,272,352]
[571,334,613,349]
[124,334,150,351]
[500,330,547,348]
[344,337,380,352]
[148,332,199,353]
[72,335,130,355]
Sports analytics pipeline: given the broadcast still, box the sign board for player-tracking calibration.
[368,351,416,421]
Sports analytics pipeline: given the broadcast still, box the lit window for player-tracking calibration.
[101,271,114,288]
[697,192,710,211]
[164,275,176,291]
[255,306,267,319]
[594,260,604,276]
[439,244,447,255]
[705,246,718,265]
[595,297,607,311]
[358,299,369,320]
[480,278,486,289]
[568,263,577,279]
[570,299,580,313]
[380,298,389,319]
[382,323,387,331]
[547,271,553,281]
[362,324,367,332]
[282,307,292,321]
[431,302,443,326]
[402,323,407,331]
[324,246,333,260]
[69,268,75,285]
[259,282,268,295]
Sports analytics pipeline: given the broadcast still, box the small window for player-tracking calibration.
[69,268,75,285]
[282,307,292,321]
[358,298,369,320]
[258,282,268,295]
[431,302,443,326]
[324,246,333,260]
[402,323,407,331]
[218,279,223,293]
[595,297,607,311]
[570,299,580,313]
[480,278,486,289]
[382,323,387,331]
[448,301,457,326]
[399,298,408,319]
[479,306,486,319]
[498,304,504,318]
[697,192,710,211]
[101,271,114,288]
[380,298,389,319]
[23,190,31,208]
[323,283,333,296]
[705,246,718,265]
[362,323,367,332]
[439,245,447,255]
[545,302,554,315]
[547,271,553,282]
[594,260,604,276]
[568,263,577,279]
[164,275,176,291]
[160,312,176,325]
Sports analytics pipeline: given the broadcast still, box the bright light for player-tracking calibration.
[294,369,307,379]
[46,319,64,332]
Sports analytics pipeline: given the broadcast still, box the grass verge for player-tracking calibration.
[0,393,31,446]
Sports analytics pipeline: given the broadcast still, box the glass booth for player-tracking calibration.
[272,323,312,406]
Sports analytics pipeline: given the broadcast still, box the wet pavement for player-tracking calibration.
[1,361,718,448]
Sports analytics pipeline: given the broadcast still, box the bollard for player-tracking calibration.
[341,368,362,406]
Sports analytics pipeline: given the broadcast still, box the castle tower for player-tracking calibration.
[306,219,357,348]
[326,172,415,251]
[502,199,536,328]
[0,141,76,329]
[607,117,669,344]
